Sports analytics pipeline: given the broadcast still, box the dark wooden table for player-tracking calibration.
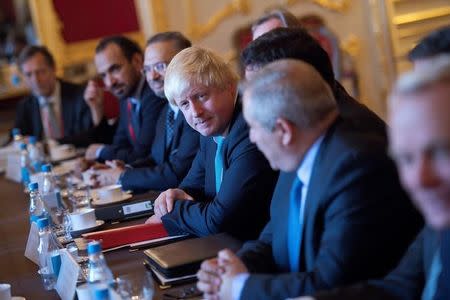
[0,176,200,299]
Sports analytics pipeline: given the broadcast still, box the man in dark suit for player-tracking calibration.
[196,59,422,300]
[293,56,450,300]
[145,47,279,242]
[84,36,165,163]
[242,27,386,139]
[14,45,94,141]
[89,32,199,193]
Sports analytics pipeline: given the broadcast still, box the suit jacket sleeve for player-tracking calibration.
[161,131,277,240]
[314,229,427,300]
[240,148,422,299]
[120,122,199,192]
[237,221,279,273]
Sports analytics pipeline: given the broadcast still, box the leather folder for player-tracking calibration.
[82,223,168,250]
[144,233,242,278]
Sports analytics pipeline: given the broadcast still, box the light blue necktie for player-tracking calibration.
[422,250,441,300]
[287,177,305,272]
[214,137,224,193]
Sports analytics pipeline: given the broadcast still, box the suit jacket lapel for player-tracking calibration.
[60,82,71,136]
[31,96,44,139]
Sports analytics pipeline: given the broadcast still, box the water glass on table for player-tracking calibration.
[70,184,91,211]
[116,271,154,300]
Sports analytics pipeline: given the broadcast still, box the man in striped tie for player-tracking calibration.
[14,46,94,141]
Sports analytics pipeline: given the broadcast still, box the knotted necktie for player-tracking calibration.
[433,230,450,300]
[42,100,62,139]
[214,137,224,193]
[422,250,442,300]
[166,109,175,149]
[287,177,305,272]
[127,99,140,141]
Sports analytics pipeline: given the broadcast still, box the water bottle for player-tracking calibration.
[86,241,114,286]
[41,164,64,224]
[28,136,44,172]
[20,143,32,190]
[93,286,111,300]
[36,217,62,290]
[28,182,49,223]
[12,128,24,150]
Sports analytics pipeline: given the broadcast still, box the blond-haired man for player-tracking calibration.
[146,47,278,241]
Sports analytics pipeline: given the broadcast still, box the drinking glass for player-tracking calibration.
[70,184,91,211]
[116,271,154,300]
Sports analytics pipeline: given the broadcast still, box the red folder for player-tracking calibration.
[82,223,168,249]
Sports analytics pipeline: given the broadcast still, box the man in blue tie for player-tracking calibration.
[196,59,422,300]
[87,32,200,193]
[291,56,450,300]
[145,46,279,242]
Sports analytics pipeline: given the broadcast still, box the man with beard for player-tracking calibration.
[84,36,165,163]
[88,32,200,193]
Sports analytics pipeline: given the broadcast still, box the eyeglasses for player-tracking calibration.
[142,62,167,75]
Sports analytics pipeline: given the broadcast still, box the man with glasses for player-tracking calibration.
[83,36,165,163]
[87,32,200,193]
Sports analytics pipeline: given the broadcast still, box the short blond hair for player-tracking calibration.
[164,46,239,105]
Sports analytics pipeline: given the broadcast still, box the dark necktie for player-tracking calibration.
[166,109,175,149]
[433,230,450,300]
[127,99,140,141]
[287,177,305,272]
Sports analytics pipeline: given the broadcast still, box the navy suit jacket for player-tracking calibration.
[120,104,200,192]
[161,104,279,241]
[14,80,92,140]
[314,227,439,300]
[237,115,423,299]
[98,80,165,163]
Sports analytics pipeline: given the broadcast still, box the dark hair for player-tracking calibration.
[251,8,300,33]
[146,31,192,51]
[17,45,55,70]
[408,26,450,61]
[95,35,143,61]
[241,27,335,88]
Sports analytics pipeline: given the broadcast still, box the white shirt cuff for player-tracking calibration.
[232,273,250,300]
[95,146,105,158]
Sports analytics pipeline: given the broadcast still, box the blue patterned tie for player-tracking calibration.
[166,109,175,149]
[288,177,304,272]
[214,137,224,193]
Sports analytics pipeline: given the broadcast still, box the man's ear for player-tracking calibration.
[131,52,143,70]
[274,118,294,146]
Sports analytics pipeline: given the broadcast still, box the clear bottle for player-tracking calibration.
[93,286,111,300]
[36,217,61,290]
[41,164,64,225]
[41,164,58,196]
[28,182,49,223]
[28,136,44,173]
[12,128,24,150]
[86,241,114,286]
[20,143,32,190]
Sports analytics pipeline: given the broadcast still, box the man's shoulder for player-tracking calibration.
[323,116,388,158]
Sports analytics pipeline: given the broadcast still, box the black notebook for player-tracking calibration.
[143,233,242,278]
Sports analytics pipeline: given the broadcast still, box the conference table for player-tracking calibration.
[0,176,201,299]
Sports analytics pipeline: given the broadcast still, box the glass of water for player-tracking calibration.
[70,184,91,211]
[116,271,154,300]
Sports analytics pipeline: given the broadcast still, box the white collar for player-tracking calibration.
[297,135,324,187]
